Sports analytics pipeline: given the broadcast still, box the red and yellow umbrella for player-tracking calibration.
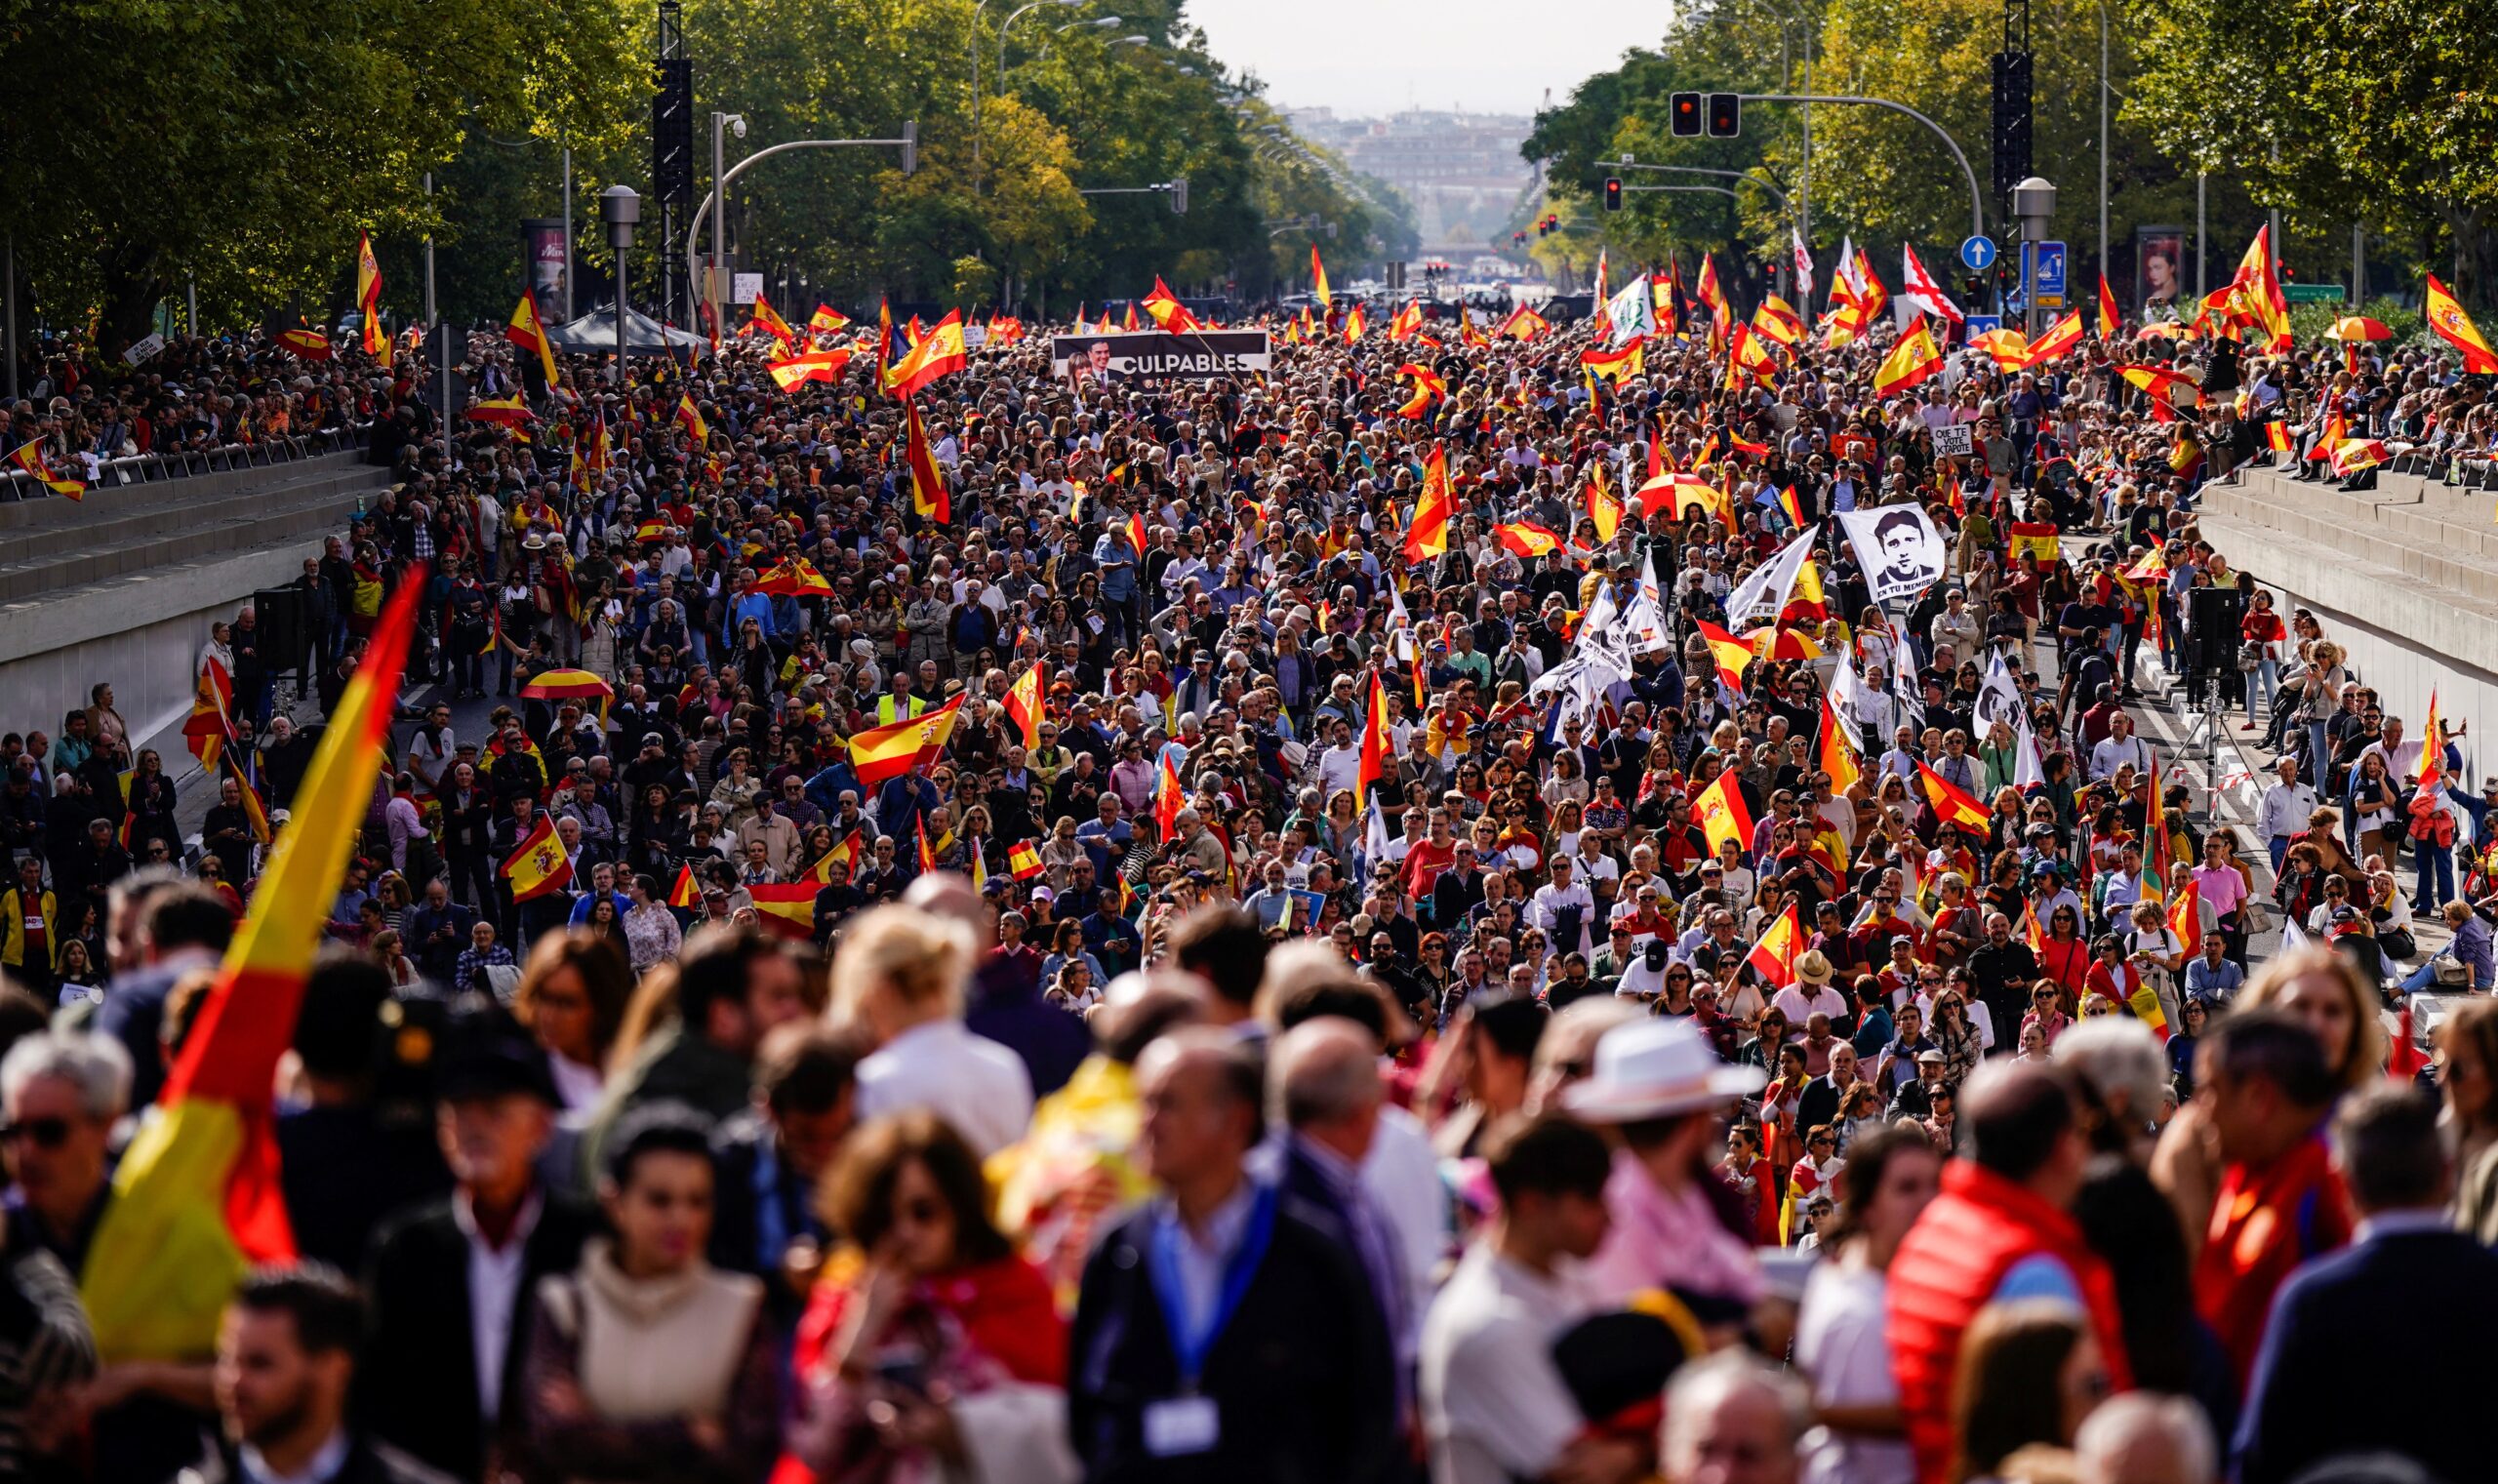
[520,668,615,721]
[2324,316,2393,341]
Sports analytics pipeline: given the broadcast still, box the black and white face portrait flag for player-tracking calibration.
[1724,524,1819,630]
[1838,505,1950,605]
[1976,654,2025,737]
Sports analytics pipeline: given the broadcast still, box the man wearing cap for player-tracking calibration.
[1568,1019,1770,1308]
[359,1011,593,1481]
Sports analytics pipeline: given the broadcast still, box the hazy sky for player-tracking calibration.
[1185,0,1666,119]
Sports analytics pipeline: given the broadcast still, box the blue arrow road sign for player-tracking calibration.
[1958,235,1997,271]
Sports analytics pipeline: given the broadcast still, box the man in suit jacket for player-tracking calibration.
[1068,1028,1399,1484]
[2236,1083,2498,1484]
[357,1020,592,1482]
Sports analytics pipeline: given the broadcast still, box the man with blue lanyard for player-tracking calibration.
[1068,1028,1398,1482]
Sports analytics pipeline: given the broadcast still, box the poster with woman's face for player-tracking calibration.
[2135,227,2185,313]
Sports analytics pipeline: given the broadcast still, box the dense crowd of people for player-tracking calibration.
[0,275,2492,1484]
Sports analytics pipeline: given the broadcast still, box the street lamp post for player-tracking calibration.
[708,111,746,348]
[685,128,920,333]
[2098,0,2110,304]
[999,0,1086,98]
[603,184,640,375]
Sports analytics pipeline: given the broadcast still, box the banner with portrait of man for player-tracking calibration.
[1838,504,1951,605]
[1049,330,1271,381]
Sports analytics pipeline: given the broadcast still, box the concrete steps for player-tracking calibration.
[0,456,389,604]
[2195,465,2498,610]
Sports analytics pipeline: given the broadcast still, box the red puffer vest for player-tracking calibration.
[1885,1160,2133,1484]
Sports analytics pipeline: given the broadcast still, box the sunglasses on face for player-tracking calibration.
[0,1117,73,1150]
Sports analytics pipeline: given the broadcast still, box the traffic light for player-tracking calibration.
[1603,178,1624,213]
[1671,93,1702,137]
[1707,93,1741,138]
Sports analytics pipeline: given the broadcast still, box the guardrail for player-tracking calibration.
[0,421,376,501]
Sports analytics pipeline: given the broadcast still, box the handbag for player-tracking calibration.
[2380,926,2418,961]
[2236,640,2263,673]
[2432,951,2472,987]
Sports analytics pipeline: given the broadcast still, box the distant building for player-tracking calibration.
[1287,108,1535,260]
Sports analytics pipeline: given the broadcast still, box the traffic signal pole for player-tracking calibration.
[1739,94,1985,242]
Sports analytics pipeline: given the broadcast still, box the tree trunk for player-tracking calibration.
[94,240,167,362]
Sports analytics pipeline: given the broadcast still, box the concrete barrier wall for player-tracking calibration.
[0,540,331,787]
[2197,467,2495,788]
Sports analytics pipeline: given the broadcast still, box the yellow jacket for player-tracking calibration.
[1,887,60,972]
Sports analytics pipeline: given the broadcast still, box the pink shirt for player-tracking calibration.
[2192,863,2249,917]
[1584,1149,1767,1308]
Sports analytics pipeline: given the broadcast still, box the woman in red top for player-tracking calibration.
[2239,588,2287,731]
[2035,903,2092,1009]
[780,1111,1071,1484]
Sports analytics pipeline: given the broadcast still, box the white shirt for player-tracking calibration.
[1316,742,1364,800]
[1420,1244,1597,1484]
[1795,1263,1914,1484]
[1773,982,1850,1026]
[2257,779,2318,839]
[452,1189,543,1423]
[1364,1104,1447,1365]
[2088,732,2152,782]
[239,1428,352,1484]
[855,1018,1036,1157]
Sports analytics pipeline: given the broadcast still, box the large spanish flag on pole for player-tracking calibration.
[81,577,423,1361]
[2426,275,2498,373]
[355,232,388,365]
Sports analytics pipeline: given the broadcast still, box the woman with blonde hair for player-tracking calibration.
[836,904,1034,1158]
[2153,946,2385,1260]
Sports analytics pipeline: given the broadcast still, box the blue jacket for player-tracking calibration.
[2235,1221,2498,1484]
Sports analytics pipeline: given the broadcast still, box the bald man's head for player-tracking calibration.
[903,870,994,949]
[1271,1017,1384,1161]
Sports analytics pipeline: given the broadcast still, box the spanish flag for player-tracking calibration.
[2167,877,2204,958]
[1581,339,1645,382]
[1744,902,1803,982]
[1402,442,1454,563]
[227,758,272,845]
[1872,317,1945,396]
[905,398,950,524]
[1311,245,1332,310]
[1586,466,1624,544]
[1494,521,1564,558]
[745,883,818,940]
[80,578,421,1361]
[803,829,866,884]
[1143,276,1206,332]
[1915,759,1992,833]
[1396,362,1447,418]
[1818,697,1862,794]
[1356,675,1390,816]
[2426,274,2498,373]
[915,816,938,876]
[1691,771,1755,859]
[749,295,798,347]
[507,291,559,386]
[2023,310,2084,368]
[503,815,574,902]
[1009,839,1046,880]
[355,231,387,364]
[668,863,700,907]
[809,302,851,335]
[848,692,968,786]
[2263,421,2294,454]
[1694,253,1732,348]
[1003,661,1048,748]
[1153,753,1186,839]
[1343,303,1368,341]
[1694,620,1756,696]
[769,348,854,391]
[883,310,970,397]
[2096,273,2122,340]
[675,393,708,445]
[1388,301,1424,341]
[8,438,85,500]
[1496,305,1551,341]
